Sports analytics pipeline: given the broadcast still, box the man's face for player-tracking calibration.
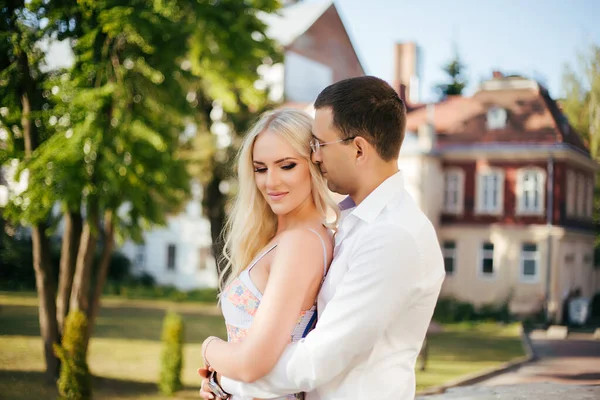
[311,108,356,195]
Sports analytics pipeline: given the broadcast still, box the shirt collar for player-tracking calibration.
[350,170,405,224]
[338,196,356,211]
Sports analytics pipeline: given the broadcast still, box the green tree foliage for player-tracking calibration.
[561,44,600,259]
[562,44,600,159]
[158,311,184,395]
[0,0,281,384]
[436,48,468,99]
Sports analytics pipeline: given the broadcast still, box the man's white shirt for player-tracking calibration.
[221,171,446,399]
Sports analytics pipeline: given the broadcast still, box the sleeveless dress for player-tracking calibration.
[220,229,329,400]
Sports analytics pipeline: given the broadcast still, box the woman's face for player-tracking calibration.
[252,130,313,217]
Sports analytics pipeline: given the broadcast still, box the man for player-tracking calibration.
[200,76,445,399]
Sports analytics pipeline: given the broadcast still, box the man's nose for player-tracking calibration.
[311,150,321,164]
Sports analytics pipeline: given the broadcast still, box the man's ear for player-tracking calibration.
[353,137,369,163]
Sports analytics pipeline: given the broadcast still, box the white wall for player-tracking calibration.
[119,193,218,290]
[284,50,332,103]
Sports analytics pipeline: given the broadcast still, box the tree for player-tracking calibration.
[179,1,281,276]
[0,0,62,380]
[561,44,600,254]
[436,47,468,99]
[1,0,280,384]
[562,44,600,159]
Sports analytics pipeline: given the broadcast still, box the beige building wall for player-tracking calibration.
[437,225,596,320]
[553,232,596,322]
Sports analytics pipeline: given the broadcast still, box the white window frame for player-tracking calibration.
[516,167,546,216]
[442,240,457,276]
[442,169,465,215]
[520,243,540,283]
[566,169,576,217]
[476,168,505,215]
[576,173,585,217]
[487,106,507,130]
[478,241,496,279]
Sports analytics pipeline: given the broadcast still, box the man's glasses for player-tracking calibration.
[310,136,357,153]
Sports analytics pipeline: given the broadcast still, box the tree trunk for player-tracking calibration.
[204,174,226,277]
[69,206,100,320]
[32,224,60,382]
[87,210,114,344]
[56,210,82,335]
[21,67,60,381]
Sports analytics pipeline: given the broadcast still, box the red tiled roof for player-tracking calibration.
[405,82,589,154]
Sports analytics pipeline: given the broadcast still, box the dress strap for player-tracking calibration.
[307,228,328,281]
[247,243,278,273]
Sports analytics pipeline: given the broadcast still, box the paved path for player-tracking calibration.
[419,330,600,399]
[479,331,600,386]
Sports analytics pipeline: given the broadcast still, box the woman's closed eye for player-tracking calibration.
[254,163,296,173]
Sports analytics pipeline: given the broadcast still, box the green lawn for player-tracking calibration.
[0,292,524,398]
[415,322,525,392]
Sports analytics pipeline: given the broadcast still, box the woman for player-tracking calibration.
[201,109,338,399]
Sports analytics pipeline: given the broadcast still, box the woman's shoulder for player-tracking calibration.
[278,225,333,249]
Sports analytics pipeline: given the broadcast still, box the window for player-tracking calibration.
[520,243,539,282]
[167,244,176,270]
[585,177,594,219]
[487,107,507,129]
[198,246,212,271]
[576,174,585,217]
[135,244,146,269]
[516,168,545,215]
[476,169,504,215]
[442,241,456,275]
[479,242,495,277]
[566,170,576,216]
[443,169,464,214]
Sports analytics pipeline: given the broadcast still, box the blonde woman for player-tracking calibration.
[200,109,337,400]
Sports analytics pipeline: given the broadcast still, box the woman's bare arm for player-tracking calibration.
[203,229,329,382]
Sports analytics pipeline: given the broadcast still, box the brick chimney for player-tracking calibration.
[492,70,504,79]
[393,42,420,105]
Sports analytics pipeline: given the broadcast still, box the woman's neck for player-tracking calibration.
[276,198,321,234]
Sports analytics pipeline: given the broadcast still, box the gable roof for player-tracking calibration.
[259,1,334,47]
[406,76,589,154]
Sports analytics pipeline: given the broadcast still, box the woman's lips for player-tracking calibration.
[268,192,288,201]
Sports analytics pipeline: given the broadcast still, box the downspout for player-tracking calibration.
[545,154,554,324]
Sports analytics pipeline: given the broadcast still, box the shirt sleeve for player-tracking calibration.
[221,224,423,398]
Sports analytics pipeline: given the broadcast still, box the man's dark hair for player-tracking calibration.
[314,76,406,161]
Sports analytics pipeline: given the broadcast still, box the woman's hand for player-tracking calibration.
[198,367,215,399]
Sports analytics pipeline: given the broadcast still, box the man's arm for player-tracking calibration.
[220,224,424,398]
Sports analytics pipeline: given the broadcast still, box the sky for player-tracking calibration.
[313,0,600,102]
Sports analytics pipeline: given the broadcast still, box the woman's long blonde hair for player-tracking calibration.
[219,109,339,293]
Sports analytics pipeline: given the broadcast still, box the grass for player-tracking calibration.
[414,322,525,392]
[0,292,525,398]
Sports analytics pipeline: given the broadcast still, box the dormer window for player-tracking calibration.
[487,106,507,129]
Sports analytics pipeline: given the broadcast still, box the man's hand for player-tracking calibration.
[198,367,216,399]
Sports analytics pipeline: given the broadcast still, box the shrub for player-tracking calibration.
[158,311,184,395]
[433,297,513,323]
[54,311,92,400]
